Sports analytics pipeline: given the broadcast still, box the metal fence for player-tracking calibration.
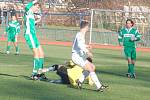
[0,10,90,43]
[90,9,150,47]
[1,9,150,48]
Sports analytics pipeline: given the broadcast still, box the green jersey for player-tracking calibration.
[6,20,20,37]
[24,1,40,49]
[118,27,142,47]
[24,1,36,35]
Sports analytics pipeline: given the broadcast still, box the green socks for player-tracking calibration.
[32,58,44,75]
[6,45,11,51]
[130,64,135,75]
[128,64,132,74]
[32,58,39,75]
[39,58,44,70]
[16,46,19,53]
[6,46,19,54]
[128,64,135,75]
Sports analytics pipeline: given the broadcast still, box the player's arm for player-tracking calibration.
[118,29,123,46]
[35,12,42,24]
[25,0,38,12]
[5,24,10,35]
[16,22,20,35]
[132,29,142,41]
[86,45,93,58]
[77,35,89,53]
[77,35,93,57]
[86,44,92,51]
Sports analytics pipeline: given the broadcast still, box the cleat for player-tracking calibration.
[15,52,19,55]
[31,74,39,80]
[97,88,104,92]
[132,73,136,79]
[6,51,10,54]
[126,73,131,78]
[97,85,109,92]
[51,64,59,71]
[76,79,82,89]
[39,73,48,81]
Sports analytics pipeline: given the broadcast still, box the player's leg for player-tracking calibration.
[124,47,132,77]
[37,46,48,80]
[72,53,106,91]
[131,48,136,78]
[38,64,60,74]
[24,34,40,79]
[84,63,103,90]
[77,62,108,91]
[37,45,44,70]
[127,57,132,77]
[6,42,11,54]
[32,48,40,76]
[33,37,47,80]
[6,37,11,54]
[13,36,19,54]
[72,54,89,86]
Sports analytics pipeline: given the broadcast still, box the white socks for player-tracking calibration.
[90,72,102,89]
[79,70,90,83]
[48,67,55,71]
[78,71,102,89]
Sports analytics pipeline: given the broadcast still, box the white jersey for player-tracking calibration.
[72,32,88,57]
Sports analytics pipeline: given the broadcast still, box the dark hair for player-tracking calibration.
[10,9,17,19]
[80,20,89,29]
[87,57,92,63]
[126,19,134,26]
[10,9,16,17]
[34,2,41,7]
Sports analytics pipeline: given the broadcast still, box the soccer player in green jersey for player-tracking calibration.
[24,0,47,80]
[6,12,20,54]
[118,19,142,78]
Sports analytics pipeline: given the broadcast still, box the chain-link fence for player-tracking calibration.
[0,10,90,43]
[90,9,150,47]
[1,9,150,48]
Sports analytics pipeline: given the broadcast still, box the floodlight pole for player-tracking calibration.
[89,9,94,44]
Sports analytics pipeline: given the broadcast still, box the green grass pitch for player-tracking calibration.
[0,41,150,100]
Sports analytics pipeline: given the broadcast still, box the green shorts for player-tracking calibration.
[124,47,136,60]
[8,35,17,42]
[24,34,40,49]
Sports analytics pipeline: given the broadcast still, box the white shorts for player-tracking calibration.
[72,53,88,68]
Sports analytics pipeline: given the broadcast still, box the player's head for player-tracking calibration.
[80,20,89,32]
[126,19,134,28]
[11,15,17,21]
[31,2,41,13]
[11,13,17,21]
[10,9,17,21]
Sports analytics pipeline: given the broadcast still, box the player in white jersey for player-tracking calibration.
[72,21,108,92]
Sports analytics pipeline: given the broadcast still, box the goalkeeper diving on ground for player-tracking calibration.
[37,58,108,92]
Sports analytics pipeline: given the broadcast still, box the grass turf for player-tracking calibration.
[0,42,150,100]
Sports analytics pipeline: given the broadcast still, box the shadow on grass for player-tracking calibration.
[19,75,98,92]
[94,52,124,60]
[96,69,150,83]
[96,70,126,78]
[19,75,33,80]
[0,73,18,77]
